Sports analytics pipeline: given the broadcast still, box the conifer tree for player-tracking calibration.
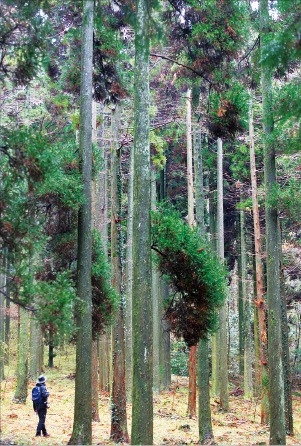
[131,0,153,442]
[260,0,286,443]
[69,1,94,443]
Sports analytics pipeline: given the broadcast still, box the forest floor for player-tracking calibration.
[1,348,301,445]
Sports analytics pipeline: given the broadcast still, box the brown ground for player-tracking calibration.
[1,348,300,445]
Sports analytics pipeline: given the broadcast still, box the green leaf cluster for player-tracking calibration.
[33,271,77,339]
[151,205,227,346]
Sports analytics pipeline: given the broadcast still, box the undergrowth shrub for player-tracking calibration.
[171,340,189,376]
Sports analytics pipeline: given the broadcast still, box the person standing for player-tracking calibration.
[32,375,50,437]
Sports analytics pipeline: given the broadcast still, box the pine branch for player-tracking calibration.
[150,53,214,86]
[0,288,36,312]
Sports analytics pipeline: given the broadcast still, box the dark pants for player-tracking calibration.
[36,407,48,436]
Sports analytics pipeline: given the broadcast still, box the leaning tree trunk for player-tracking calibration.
[68,1,94,444]
[13,307,29,403]
[110,106,129,443]
[186,88,197,419]
[194,129,214,443]
[260,0,286,443]
[131,0,153,443]
[249,93,269,422]
[217,137,229,411]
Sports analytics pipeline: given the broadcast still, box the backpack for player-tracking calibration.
[32,386,43,409]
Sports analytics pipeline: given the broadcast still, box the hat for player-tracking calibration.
[37,375,47,384]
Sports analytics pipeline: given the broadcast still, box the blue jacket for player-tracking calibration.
[33,383,49,412]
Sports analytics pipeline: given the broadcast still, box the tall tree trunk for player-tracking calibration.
[92,341,100,421]
[198,339,213,443]
[279,224,293,435]
[240,206,252,399]
[0,255,5,380]
[0,258,5,381]
[91,100,100,423]
[217,137,229,411]
[160,279,171,390]
[5,257,11,365]
[260,1,286,443]
[13,307,29,403]
[96,103,111,394]
[131,0,153,442]
[158,165,171,391]
[69,1,94,443]
[237,224,245,378]
[195,130,214,442]
[110,106,129,443]
[29,317,43,378]
[151,170,160,394]
[126,143,134,399]
[48,329,55,368]
[98,333,110,392]
[209,175,219,397]
[249,94,269,420]
[186,88,197,418]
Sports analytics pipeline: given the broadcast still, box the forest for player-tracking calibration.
[0,0,300,445]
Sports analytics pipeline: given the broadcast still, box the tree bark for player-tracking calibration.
[209,181,219,398]
[92,340,100,422]
[13,307,29,403]
[186,88,197,418]
[0,255,5,380]
[29,317,43,378]
[237,220,244,378]
[279,224,293,435]
[217,137,229,411]
[110,106,129,443]
[194,129,213,442]
[240,206,252,399]
[198,339,213,443]
[69,1,94,443]
[131,0,153,442]
[260,1,286,443]
[151,170,160,394]
[160,279,171,390]
[249,94,269,419]
[125,143,134,400]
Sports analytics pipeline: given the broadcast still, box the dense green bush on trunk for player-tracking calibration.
[151,205,227,347]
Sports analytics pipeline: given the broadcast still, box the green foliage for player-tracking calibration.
[151,205,227,346]
[260,0,301,75]
[272,79,301,155]
[33,271,77,339]
[170,340,189,376]
[150,131,167,170]
[207,82,249,139]
[91,230,119,339]
[277,155,301,221]
[0,1,52,85]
